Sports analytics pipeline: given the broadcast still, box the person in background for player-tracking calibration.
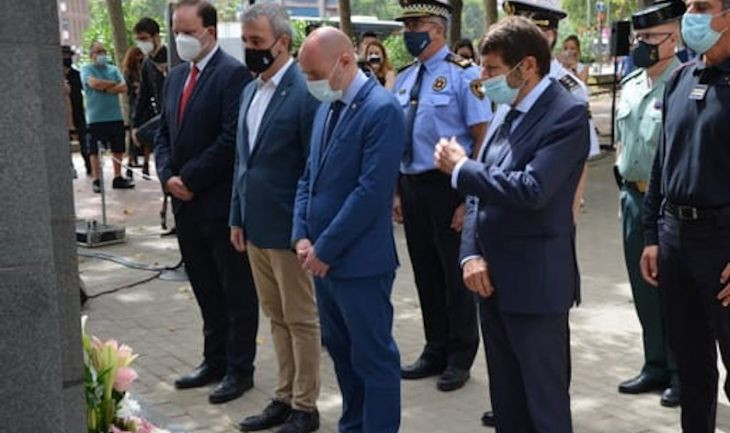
[155,0,258,405]
[359,31,378,55]
[122,46,144,178]
[295,26,405,433]
[560,35,589,83]
[133,16,168,179]
[364,40,396,89]
[81,41,134,193]
[62,45,91,177]
[453,38,478,63]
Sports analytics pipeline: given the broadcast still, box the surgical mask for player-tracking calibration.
[631,41,661,68]
[136,40,155,56]
[307,60,343,102]
[682,12,728,54]
[367,54,382,65]
[404,31,431,57]
[481,62,524,106]
[176,33,203,62]
[95,55,108,67]
[245,40,278,74]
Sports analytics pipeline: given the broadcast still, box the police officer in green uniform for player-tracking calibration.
[393,0,493,394]
[614,0,686,408]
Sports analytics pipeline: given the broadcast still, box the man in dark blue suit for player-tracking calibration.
[293,27,405,433]
[154,0,258,405]
[435,17,589,432]
[231,4,321,433]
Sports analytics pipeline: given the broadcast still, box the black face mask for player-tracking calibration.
[63,57,73,67]
[631,41,660,68]
[367,54,382,65]
[245,40,279,74]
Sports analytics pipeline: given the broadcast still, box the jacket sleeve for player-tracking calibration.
[154,73,174,185]
[179,65,253,194]
[291,149,312,246]
[456,103,589,211]
[313,100,406,265]
[643,88,669,246]
[458,196,481,263]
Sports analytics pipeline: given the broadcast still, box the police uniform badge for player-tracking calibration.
[433,76,447,91]
[469,79,485,100]
[559,74,580,92]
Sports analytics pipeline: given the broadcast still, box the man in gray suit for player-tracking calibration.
[230,4,321,433]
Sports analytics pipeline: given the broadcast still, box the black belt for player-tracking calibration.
[664,201,730,221]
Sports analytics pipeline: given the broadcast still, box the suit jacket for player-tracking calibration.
[457,80,589,315]
[155,48,252,222]
[229,63,320,249]
[292,78,405,279]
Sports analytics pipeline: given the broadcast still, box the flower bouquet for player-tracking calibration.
[82,316,171,433]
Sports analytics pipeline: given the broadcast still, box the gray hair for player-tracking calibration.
[242,2,292,40]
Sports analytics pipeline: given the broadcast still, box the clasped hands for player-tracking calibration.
[295,239,330,278]
[434,136,467,175]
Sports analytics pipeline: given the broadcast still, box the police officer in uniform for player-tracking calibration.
[641,0,730,430]
[393,0,493,392]
[614,0,685,408]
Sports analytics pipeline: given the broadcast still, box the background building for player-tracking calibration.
[58,0,90,53]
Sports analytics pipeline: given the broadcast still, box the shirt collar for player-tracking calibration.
[258,57,294,88]
[657,56,682,84]
[420,45,450,71]
[340,69,368,105]
[192,43,219,73]
[513,75,552,115]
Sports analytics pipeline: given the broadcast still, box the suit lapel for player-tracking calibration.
[249,66,296,162]
[170,65,189,144]
[316,79,375,179]
[309,106,327,185]
[176,50,221,142]
[237,82,257,164]
[495,82,557,166]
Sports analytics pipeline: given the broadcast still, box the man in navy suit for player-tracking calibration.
[293,27,405,433]
[435,17,589,432]
[154,0,258,405]
[230,4,321,433]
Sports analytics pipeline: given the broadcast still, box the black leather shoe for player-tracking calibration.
[112,176,135,189]
[437,366,470,391]
[660,385,681,408]
[481,410,495,428]
[209,374,253,404]
[92,179,102,193]
[275,409,320,433]
[174,364,225,390]
[401,357,446,380]
[618,373,669,394]
[238,400,292,431]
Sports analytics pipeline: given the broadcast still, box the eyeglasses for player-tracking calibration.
[634,32,672,44]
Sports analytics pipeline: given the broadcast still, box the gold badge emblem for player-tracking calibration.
[433,76,447,92]
[470,79,485,100]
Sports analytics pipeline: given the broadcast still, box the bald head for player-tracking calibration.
[299,26,358,93]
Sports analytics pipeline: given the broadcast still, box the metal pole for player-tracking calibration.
[98,142,107,225]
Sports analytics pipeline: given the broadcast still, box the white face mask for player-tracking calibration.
[306,60,343,102]
[136,40,154,56]
[176,33,202,62]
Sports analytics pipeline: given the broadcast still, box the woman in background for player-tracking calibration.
[453,38,478,64]
[122,46,144,176]
[364,40,396,90]
[561,35,590,83]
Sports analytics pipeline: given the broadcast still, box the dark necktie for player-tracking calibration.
[178,65,199,123]
[483,108,521,166]
[403,64,426,165]
[321,101,345,163]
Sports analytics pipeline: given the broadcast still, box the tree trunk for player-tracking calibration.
[484,0,499,31]
[105,0,130,131]
[449,0,463,44]
[338,0,353,39]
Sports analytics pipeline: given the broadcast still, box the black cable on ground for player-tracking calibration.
[84,271,162,300]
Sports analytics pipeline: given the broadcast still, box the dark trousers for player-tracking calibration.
[400,172,479,369]
[621,186,677,381]
[176,215,258,377]
[480,298,572,433]
[315,273,401,433]
[659,213,730,433]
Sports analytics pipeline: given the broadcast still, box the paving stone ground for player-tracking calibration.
[76,93,730,433]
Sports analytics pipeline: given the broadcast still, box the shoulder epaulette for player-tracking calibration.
[398,60,417,73]
[620,68,643,85]
[447,53,471,69]
[558,73,581,92]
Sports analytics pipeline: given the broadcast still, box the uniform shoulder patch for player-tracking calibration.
[398,60,417,73]
[620,68,643,85]
[447,53,471,69]
[558,74,580,92]
[469,79,485,100]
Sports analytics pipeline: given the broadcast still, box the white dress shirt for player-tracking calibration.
[184,43,219,88]
[246,58,294,152]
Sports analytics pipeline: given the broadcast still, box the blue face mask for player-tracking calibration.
[482,62,524,106]
[404,31,431,57]
[307,60,343,103]
[95,54,108,67]
[681,12,728,54]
